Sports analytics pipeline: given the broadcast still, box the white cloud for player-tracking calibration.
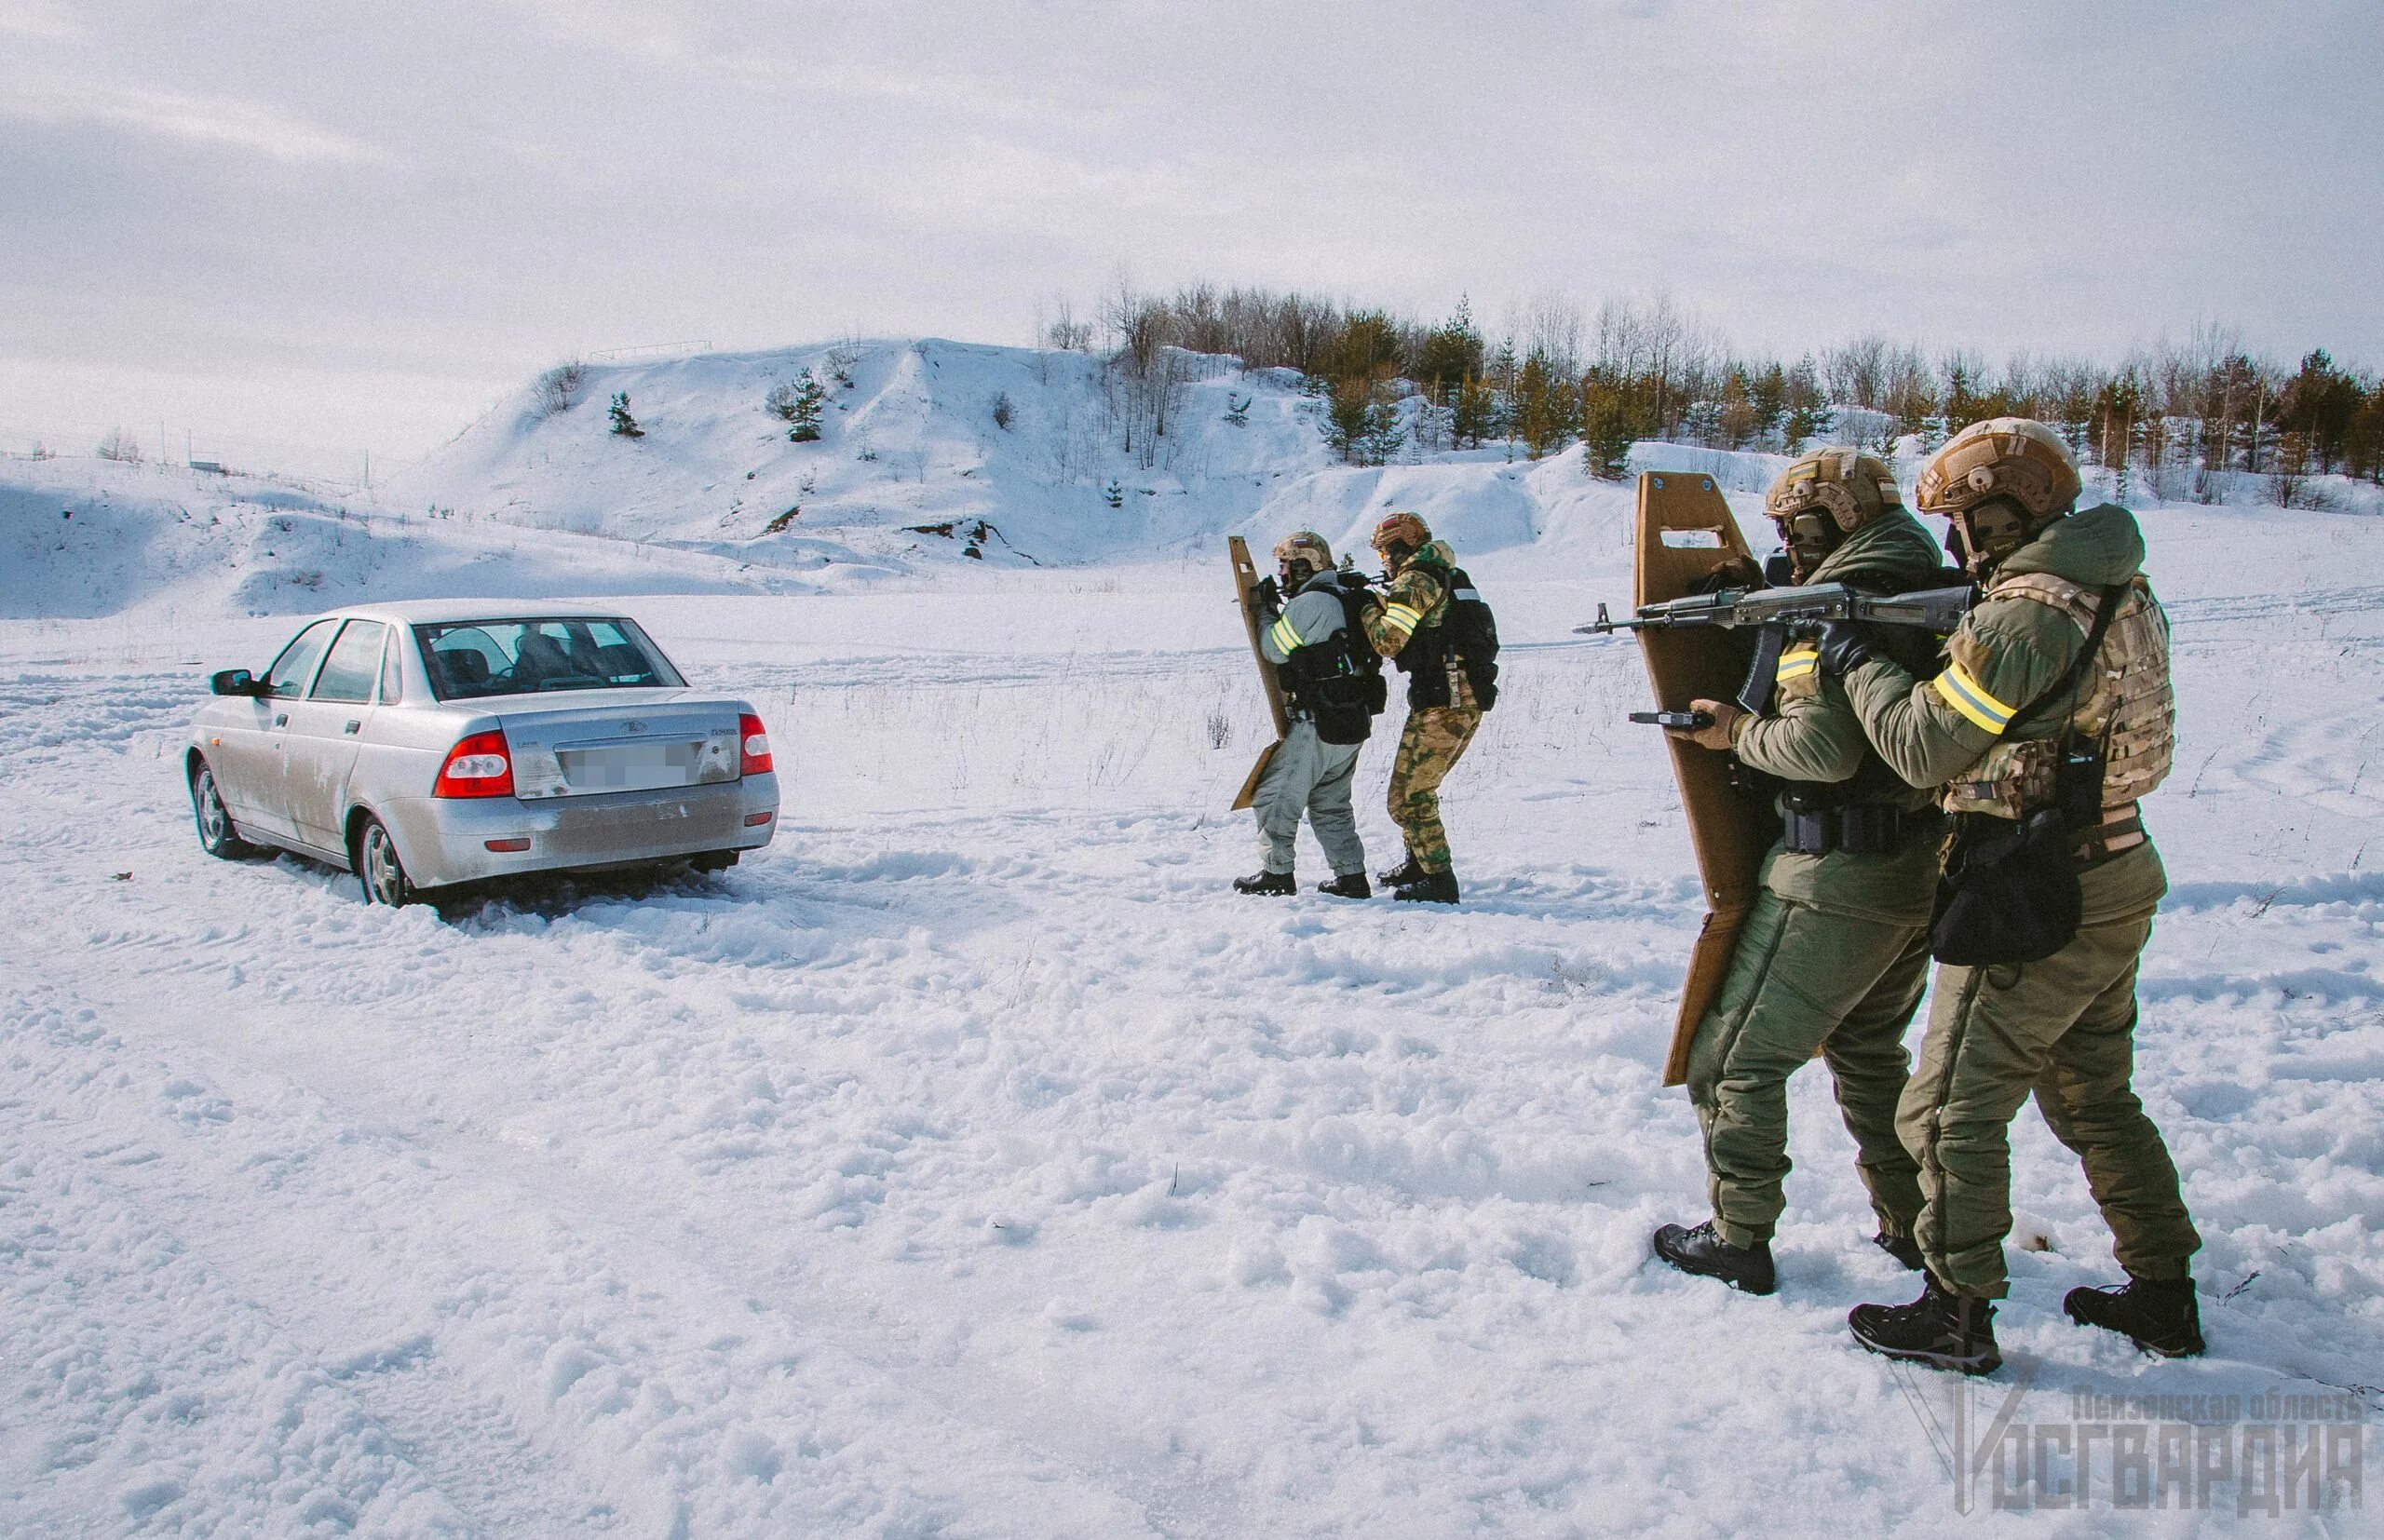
[0,0,80,40]
[3,83,390,165]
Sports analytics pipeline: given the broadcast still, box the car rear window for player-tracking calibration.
[413,617,685,700]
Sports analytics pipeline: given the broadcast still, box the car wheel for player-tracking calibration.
[191,761,261,859]
[357,815,413,907]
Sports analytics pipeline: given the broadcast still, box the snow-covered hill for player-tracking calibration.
[389,338,1650,572]
[18,336,2380,628]
[0,455,845,623]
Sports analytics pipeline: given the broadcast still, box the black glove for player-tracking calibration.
[1255,575,1281,612]
[1817,620,1883,677]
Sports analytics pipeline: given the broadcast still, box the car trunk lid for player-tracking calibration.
[495,696,745,799]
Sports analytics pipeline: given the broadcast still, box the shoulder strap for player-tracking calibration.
[1987,571,2099,632]
[2009,582,2128,730]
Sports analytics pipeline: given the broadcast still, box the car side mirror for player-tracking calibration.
[210,669,262,696]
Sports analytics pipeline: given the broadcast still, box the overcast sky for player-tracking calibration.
[4,0,2378,472]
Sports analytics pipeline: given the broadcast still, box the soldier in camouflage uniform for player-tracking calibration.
[1824,419,2201,1375]
[1358,512,1494,904]
[1650,452,1942,1296]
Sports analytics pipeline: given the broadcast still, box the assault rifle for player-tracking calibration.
[1577,581,1974,716]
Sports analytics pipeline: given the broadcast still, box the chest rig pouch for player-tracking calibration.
[1930,580,2135,966]
[1766,626,1934,858]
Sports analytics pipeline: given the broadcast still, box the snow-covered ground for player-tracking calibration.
[4,393,2382,1533]
[3,543,2378,1533]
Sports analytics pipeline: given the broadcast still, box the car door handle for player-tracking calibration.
[273,712,290,727]
[345,720,361,735]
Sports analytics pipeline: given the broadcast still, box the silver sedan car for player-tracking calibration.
[185,601,780,904]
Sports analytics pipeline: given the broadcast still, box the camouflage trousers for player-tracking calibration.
[1387,706,1480,874]
[1901,905,2201,1299]
[1685,886,1929,1250]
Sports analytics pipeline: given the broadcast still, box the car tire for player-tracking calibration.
[356,814,413,907]
[691,849,739,872]
[191,760,263,859]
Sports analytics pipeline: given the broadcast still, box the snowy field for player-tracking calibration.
[4,497,2382,1536]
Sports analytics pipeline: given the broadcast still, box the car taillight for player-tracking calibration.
[434,729,515,798]
[738,712,773,776]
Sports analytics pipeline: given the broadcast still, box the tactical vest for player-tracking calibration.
[1392,561,1499,711]
[1941,572,2175,854]
[1279,574,1388,744]
[1768,630,1935,855]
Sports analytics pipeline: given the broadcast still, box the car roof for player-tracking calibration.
[312,600,646,627]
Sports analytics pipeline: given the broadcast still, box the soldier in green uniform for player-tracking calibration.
[1650,452,1943,1295]
[1823,418,2201,1374]
[1358,512,1497,905]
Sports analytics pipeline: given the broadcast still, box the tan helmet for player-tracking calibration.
[1371,510,1430,557]
[1272,530,1334,575]
[1765,449,1903,534]
[1916,417,2081,520]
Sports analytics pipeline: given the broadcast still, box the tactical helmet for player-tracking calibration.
[1371,511,1430,557]
[1916,417,2081,520]
[1766,449,1903,534]
[1273,531,1333,579]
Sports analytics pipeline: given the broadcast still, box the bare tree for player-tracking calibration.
[1509,291,1585,381]
[1823,335,1890,411]
[534,360,585,418]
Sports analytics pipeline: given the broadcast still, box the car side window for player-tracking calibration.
[379,628,405,704]
[310,620,386,704]
[263,619,341,698]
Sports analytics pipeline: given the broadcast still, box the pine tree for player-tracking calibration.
[2342,385,2384,485]
[1451,373,1496,450]
[1322,376,1404,466]
[767,371,827,441]
[1781,356,1832,453]
[1361,394,1405,465]
[1416,298,1484,402]
[1581,369,1637,480]
[1718,368,1757,449]
[1942,359,1981,436]
[2279,349,2362,474]
[608,393,643,439]
[1511,353,1564,459]
[1751,362,1788,447]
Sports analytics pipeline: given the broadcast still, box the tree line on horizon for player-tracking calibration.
[1050,282,2384,507]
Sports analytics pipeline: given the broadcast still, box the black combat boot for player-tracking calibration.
[2064,1274,2204,1358]
[1875,1231,1925,1271]
[1232,870,1296,896]
[1317,872,1371,898]
[1849,1277,2001,1375]
[1652,1220,1777,1296]
[1393,868,1460,904]
[1378,852,1425,888]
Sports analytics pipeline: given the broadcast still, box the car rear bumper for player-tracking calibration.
[376,771,779,889]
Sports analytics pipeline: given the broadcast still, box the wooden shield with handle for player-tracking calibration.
[1631,472,1781,1086]
[1228,535,1293,811]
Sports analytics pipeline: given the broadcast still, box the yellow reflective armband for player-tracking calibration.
[1931,660,2015,735]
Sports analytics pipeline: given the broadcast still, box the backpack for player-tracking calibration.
[1280,573,1388,745]
[1401,555,1500,711]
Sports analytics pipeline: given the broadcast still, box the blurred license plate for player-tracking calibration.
[558,739,702,792]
